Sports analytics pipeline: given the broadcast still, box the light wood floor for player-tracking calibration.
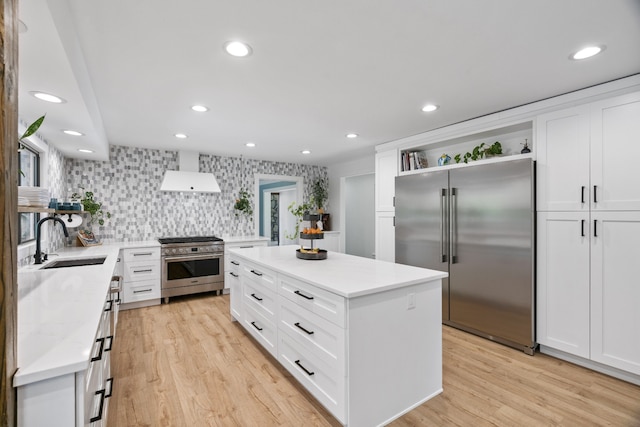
[107,293,640,427]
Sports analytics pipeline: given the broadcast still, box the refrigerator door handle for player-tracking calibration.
[451,187,458,264]
[441,188,447,262]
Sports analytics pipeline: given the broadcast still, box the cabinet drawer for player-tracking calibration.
[278,274,346,328]
[242,302,277,358]
[241,261,277,293]
[123,247,160,262]
[278,332,346,424]
[243,278,277,320]
[124,260,160,282]
[124,279,160,303]
[278,296,345,375]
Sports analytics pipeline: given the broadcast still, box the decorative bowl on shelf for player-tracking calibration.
[296,248,327,260]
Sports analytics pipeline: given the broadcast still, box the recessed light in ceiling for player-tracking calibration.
[30,91,66,104]
[78,149,93,153]
[191,105,209,112]
[174,133,188,139]
[63,130,83,136]
[346,133,358,139]
[421,104,439,112]
[246,142,256,147]
[301,150,311,155]
[224,41,252,57]
[571,45,605,60]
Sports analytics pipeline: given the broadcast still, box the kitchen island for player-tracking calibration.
[228,245,448,427]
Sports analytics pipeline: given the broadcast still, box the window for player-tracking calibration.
[18,144,41,244]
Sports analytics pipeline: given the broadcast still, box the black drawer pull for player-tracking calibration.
[104,335,114,352]
[294,322,314,335]
[251,321,263,331]
[294,290,314,300]
[133,288,153,294]
[105,377,114,398]
[251,269,263,277]
[231,261,240,266]
[581,186,585,204]
[295,360,315,376]
[90,389,106,423]
[133,269,153,273]
[91,337,105,362]
[104,299,113,312]
[581,220,586,237]
[593,185,598,203]
[594,219,598,237]
[230,272,239,278]
[251,293,263,301]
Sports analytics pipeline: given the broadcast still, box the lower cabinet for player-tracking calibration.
[120,246,161,309]
[537,211,640,380]
[223,238,269,293]
[375,211,395,262]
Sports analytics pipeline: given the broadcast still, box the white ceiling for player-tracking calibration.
[18,0,640,166]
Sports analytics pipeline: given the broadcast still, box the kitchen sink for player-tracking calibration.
[40,257,107,269]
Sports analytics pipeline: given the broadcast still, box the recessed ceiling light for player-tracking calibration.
[421,104,439,112]
[191,105,209,112]
[78,149,93,153]
[346,133,358,139]
[571,45,605,60]
[63,130,83,136]
[30,91,66,104]
[174,133,188,139]
[301,150,311,155]
[246,142,256,147]
[224,41,252,57]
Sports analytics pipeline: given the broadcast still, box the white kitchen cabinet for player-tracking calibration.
[120,246,161,308]
[228,255,241,321]
[536,212,590,358]
[375,149,398,212]
[315,230,341,253]
[240,260,278,358]
[375,211,395,262]
[590,211,640,375]
[223,237,269,293]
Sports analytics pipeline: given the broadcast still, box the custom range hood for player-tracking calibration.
[160,151,221,193]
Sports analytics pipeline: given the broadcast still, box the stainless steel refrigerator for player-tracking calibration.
[395,158,535,354]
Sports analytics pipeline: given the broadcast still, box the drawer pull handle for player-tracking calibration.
[90,389,106,423]
[230,272,239,278]
[581,219,586,237]
[251,269,263,277]
[251,321,263,331]
[593,185,598,204]
[294,290,314,300]
[133,252,153,256]
[104,299,113,312]
[294,322,314,335]
[133,269,153,273]
[251,293,263,302]
[240,245,253,249]
[594,219,598,237]
[231,261,240,266]
[295,360,315,376]
[133,288,153,294]
[105,378,114,398]
[104,335,114,352]
[91,337,105,362]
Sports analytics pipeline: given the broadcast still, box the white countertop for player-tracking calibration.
[14,242,152,387]
[229,245,447,298]
[222,235,270,243]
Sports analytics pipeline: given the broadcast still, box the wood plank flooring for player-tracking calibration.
[107,294,640,427]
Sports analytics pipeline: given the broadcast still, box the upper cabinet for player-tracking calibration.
[375,149,398,212]
[537,91,640,212]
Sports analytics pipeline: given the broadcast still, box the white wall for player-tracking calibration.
[344,173,375,258]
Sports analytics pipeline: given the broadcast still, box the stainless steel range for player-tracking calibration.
[158,236,224,303]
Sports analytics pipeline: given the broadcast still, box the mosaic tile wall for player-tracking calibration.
[64,145,328,242]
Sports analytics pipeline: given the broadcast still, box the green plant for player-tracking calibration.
[284,200,313,241]
[484,141,502,156]
[18,115,46,177]
[311,177,328,211]
[454,154,462,164]
[454,141,502,164]
[71,187,111,226]
[234,188,253,217]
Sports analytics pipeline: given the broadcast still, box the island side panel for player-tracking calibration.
[347,279,442,427]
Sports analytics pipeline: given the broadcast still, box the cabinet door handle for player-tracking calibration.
[594,219,598,237]
[133,252,153,256]
[90,389,106,423]
[230,272,239,278]
[133,288,153,294]
[133,269,153,273]
[251,293,263,302]
[105,377,114,398]
[231,261,240,266]
[441,188,447,262]
[581,186,585,204]
[294,290,314,300]
[251,269,263,277]
[451,187,458,264]
[593,185,598,204]
[104,300,113,312]
[91,338,105,362]
[295,360,315,376]
[581,220,586,237]
[104,335,114,352]
[294,322,314,335]
[250,321,263,331]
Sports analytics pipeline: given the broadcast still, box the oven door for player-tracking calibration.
[162,252,224,290]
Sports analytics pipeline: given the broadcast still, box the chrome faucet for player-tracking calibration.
[34,216,69,264]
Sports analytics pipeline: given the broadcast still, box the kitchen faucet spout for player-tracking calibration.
[34,216,69,264]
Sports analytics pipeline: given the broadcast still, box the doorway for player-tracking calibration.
[254,174,303,246]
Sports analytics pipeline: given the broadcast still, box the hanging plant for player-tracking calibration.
[234,188,253,217]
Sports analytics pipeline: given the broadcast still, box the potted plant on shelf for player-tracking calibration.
[234,188,253,217]
[311,177,328,213]
[71,187,111,229]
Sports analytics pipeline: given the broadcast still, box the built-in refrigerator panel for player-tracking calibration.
[449,159,535,349]
[395,170,450,320]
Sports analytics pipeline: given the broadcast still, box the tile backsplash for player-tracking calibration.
[63,145,327,242]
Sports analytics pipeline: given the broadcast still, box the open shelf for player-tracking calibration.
[18,206,54,214]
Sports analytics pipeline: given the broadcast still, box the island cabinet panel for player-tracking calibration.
[230,246,445,426]
[228,257,241,321]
